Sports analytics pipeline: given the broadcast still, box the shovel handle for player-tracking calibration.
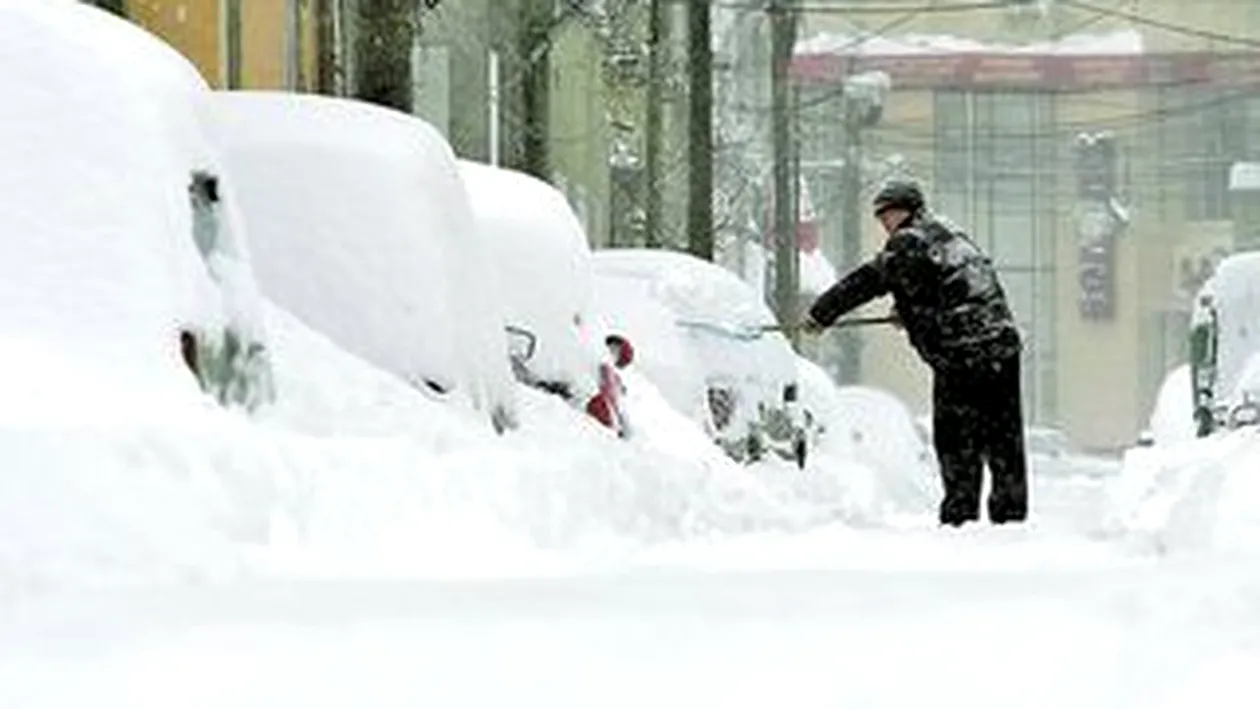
[763,315,898,332]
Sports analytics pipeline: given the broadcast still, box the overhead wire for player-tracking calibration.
[714,1,1013,15]
[1060,0,1260,49]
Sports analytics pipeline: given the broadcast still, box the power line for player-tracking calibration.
[794,9,926,111]
[715,1,1011,15]
[1061,0,1260,49]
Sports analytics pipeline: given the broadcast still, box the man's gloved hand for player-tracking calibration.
[800,313,827,335]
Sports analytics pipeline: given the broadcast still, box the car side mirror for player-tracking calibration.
[606,334,634,369]
[506,325,537,362]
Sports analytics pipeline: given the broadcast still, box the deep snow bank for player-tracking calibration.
[2,300,887,597]
[1105,428,1260,554]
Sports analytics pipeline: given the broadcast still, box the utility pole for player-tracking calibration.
[770,0,799,341]
[226,0,243,89]
[284,0,305,91]
[644,0,666,248]
[687,0,715,261]
[832,70,888,383]
[519,0,553,181]
[836,113,863,382]
[315,0,339,95]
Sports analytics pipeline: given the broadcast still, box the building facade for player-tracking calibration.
[793,0,1260,451]
[117,0,318,91]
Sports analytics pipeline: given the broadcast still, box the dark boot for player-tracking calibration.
[940,499,981,526]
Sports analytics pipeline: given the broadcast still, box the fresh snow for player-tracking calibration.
[458,159,606,398]
[1149,364,1197,447]
[797,359,939,518]
[4,5,1260,709]
[1106,427,1260,555]
[205,91,517,427]
[0,0,267,421]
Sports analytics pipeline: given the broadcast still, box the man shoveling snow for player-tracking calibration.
[803,181,1029,527]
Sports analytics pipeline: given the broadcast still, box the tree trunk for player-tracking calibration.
[771,0,799,340]
[353,0,415,112]
[643,0,665,248]
[686,0,714,261]
[518,0,552,181]
[315,0,340,95]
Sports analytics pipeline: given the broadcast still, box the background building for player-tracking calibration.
[792,0,1260,451]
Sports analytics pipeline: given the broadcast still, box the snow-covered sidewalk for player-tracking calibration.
[2,518,1257,709]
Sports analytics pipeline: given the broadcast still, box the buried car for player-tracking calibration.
[1189,251,1260,437]
[0,1,274,417]
[591,248,808,466]
[458,161,631,438]
[204,92,517,432]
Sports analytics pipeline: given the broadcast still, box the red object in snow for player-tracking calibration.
[585,363,628,436]
[605,333,635,369]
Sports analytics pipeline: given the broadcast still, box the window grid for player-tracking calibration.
[934,90,1058,424]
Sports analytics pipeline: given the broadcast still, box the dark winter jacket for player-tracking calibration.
[809,212,1021,371]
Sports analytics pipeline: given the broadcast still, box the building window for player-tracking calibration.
[934,90,1058,423]
[1165,87,1260,222]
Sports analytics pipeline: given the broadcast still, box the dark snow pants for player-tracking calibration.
[932,353,1029,526]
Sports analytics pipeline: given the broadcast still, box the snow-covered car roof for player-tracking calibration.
[0,1,265,417]
[592,248,796,394]
[593,249,780,332]
[457,161,603,391]
[205,92,515,426]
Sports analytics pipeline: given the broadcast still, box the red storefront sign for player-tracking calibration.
[790,52,1260,90]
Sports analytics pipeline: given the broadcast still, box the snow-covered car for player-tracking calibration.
[0,1,274,418]
[457,160,631,438]
[1189,251,1260,436]
[796,361,939,513]
[591,248,807,466]
[204,92,517,432]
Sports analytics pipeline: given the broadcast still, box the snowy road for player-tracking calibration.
[4,474,1259,709]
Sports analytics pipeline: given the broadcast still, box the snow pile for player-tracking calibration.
[0,294,882,596]
[1104,428,1260,554]
[797,29,1145,56]
[458,160,604,397]
[205,92,515,427]
[257,303,487,442]
[1149,364,1196,447]
[0,0,266,420]
[1234,352,1260,405]
[797,359,940,518]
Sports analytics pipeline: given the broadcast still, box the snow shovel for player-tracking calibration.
[675,315,897,341]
